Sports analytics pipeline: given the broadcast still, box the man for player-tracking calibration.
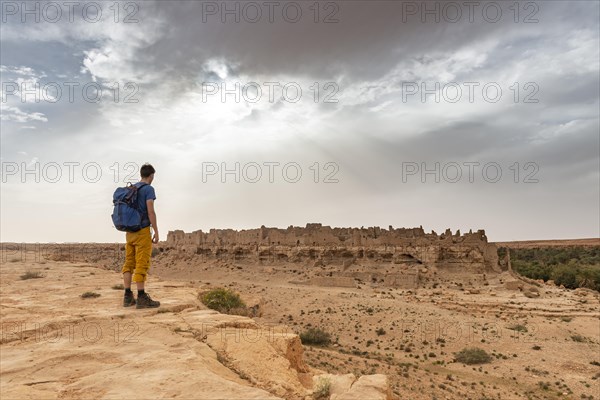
[121,163,161,309]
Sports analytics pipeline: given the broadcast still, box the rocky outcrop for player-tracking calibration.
[0,258,391,400]
[165,224,501,275]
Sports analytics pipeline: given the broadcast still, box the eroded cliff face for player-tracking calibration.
[26,224,500,290]
[163,224,501,288]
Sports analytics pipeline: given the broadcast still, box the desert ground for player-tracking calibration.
[1,238,599,400]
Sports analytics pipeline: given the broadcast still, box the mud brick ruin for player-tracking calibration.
[165,224,501,289]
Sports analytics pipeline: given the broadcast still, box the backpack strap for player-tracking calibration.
[126,182,148,190]
[124,182,149,205]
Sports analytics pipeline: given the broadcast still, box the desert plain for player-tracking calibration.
[1,225,599,400]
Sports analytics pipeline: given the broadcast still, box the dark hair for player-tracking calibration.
[140,163,155,178]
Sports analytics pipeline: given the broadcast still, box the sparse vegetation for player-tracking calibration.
[20,270,44,280]
[199,287,246,314]
[312,376,331,400]
[454,348,492,365]
[300,327,331,346]
[507,324,528,333]
[571,335,586,343]
[80,291,101,299]
[111,284,124,290]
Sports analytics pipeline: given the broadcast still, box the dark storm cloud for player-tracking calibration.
[132,1,597,82]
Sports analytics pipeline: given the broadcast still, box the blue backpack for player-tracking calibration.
[111,182,148,232]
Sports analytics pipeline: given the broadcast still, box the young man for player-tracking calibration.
[121,163,160,309]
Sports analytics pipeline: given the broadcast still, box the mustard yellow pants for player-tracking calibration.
[121,226,152,283]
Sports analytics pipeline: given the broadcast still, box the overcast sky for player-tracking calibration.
[1,0,598,243]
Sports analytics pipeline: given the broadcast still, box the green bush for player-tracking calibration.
[454,348,492,365]
[512,260,552,281]
[199,288,246,314]
[552,264,578,289]
[576,266,600,290]
[300,327,331,346]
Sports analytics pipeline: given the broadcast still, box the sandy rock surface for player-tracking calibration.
[1,257,389,399]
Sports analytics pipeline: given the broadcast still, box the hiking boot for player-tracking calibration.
[123,291,136,307]
[136,292,160,309]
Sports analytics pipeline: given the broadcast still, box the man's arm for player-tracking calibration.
[147,199,159,243]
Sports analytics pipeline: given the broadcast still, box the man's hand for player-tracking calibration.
[147,199,159,244]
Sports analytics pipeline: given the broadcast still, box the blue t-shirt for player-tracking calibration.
[134,182,156,229]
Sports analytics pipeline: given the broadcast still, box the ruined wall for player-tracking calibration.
[165,224,500,274]
[167,224,487,247]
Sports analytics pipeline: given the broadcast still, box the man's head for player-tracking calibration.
[140,163,155,183]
